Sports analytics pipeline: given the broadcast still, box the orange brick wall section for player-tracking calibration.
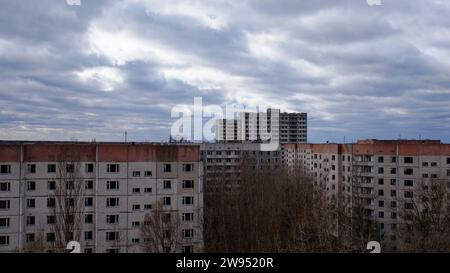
[23,144,96,162]
[283,142,450,156]
[0,144,21,162]
[0,143,200,162]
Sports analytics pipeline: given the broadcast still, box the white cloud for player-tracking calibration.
[75,66,124,92]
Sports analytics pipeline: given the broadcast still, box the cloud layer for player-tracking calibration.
[1,0,450,143]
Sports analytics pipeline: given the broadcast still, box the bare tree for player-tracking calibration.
[140,201,182,253]
[347,157,383,252]
[23,229,49,253]
[204,152,351,253]
[51,149,85,252]
[396,178,450,252]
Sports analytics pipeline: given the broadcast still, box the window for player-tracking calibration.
[182,245,194,253]
[447,169,450,177]
[378,167,384,174]
[390,190,397,197]
[66,181,75,190]
[163,197,171,206]
[132,238,140,244]
[0,218,10,228]
[85,180,93,190]
[404,157,413,164]
[107,164,120,173]
[391,201,397,208]
[66,164,74,173]
[183,164,193,172]
[27,216,35,226]
[390,168,396,174]
[48,181,56,190]
[182,180,194,189]
[106,198,119,207]
[404,180,414,187]
[132,188,140,194]
[106,232,119,241]
[182,213,194,222]
[378,156,384,163]
[26,233,35,243]
[423,173,429,178]
[0,182,10,192]
[85,214,93,224]
[404,168,413,175]
[84,248,93,253]
[163,164,172,172]
[405,202,414,210]
[85,197,93,207]
[144,204,152,210]
[422,162,429,167]
[431,162,438,167]
[107,181,119,190]
[85,163,94,173]
[391,212,397,219]
[182,196,194,205]
[0,165,11,174]
[27,181,36,191]
[183,229,194,239]
[47,198,55,208]
[106,215,119,224]
[378,201,384,208]
[47,164,56,173]
[144,188,152,193]
[377,179,384,185]
[47,215,56,224]
[378,211,384,218]
[132,221,140,228]
[404,191,414,198]
[132,171,141,177]
[0,236,9,245]
[144,171,152,177]
[27,164,36,174]
[447,157,450,164]
[27,199,35,208]
[378,190,384,196]
[390,179,396,186]
[46,233,55,242]
[106,248,120,253]
[85,231,93,241]
[65,198,74,207]
[163,180,171,189]
[0,200,11,209]
[132,204,141,210]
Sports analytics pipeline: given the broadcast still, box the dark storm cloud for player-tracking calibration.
[0,0,449,142]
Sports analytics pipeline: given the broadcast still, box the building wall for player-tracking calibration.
[216,109,303,144]
[283,140,450,244]
[0,142,203,253]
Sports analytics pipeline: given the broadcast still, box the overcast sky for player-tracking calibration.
[1,0,450,143]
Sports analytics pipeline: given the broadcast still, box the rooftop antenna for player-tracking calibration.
[125,131,128,143]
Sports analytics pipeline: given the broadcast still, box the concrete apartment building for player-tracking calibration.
[200,143,282,186]
[0,142,204,253]
[279,112,307,144]
[215,109,307,144]
[283,140,450,245]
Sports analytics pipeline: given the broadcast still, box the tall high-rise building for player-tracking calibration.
[0,142,204,253]
[216,109,306,144]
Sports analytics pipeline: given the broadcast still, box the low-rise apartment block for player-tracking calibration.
[0,142,204,253]
[283,140,450,245]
